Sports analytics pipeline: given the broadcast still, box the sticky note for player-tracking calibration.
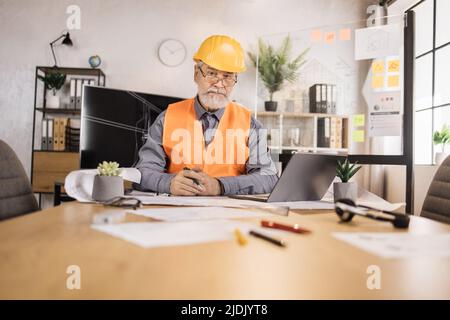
[311,29,322,42]
[388,75,400,88]
[372,75,384,89]
[339,28,352,41]
[352,130,365,142]
[353,114,365,127]
[372,60,384,74]
[388,59,400,72]
[325,32,336,44]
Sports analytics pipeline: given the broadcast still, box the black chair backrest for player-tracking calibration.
[421,155,450,224]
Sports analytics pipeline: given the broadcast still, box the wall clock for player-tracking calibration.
[158,39,187,67]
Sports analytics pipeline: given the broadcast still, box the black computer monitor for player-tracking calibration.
[80,86,184,169]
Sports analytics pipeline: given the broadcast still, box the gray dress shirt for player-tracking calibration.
[135,96,278,195]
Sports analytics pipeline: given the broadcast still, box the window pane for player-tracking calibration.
[433,106,450,153]
[415,109,432,164]
[436,0,450,47]
[434,45,450,106]
[414,53,433,110]
[413,0,434,56]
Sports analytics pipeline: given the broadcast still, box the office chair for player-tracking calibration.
[0,140,39,220]
[421,155,450,224]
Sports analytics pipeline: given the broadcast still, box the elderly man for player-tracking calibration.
[136,35,278,196]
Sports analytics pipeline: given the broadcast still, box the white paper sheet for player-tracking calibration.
[322,181,405,212]
[65,168,141,202]
[356,187,405,212]
[91,220,284,248]
[355,23,402,60]
[333,232,450,259]
[128,206,271,221]
[131,195,332,211]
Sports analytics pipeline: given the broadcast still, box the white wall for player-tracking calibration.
[0,0,372,179]
[384,165,439,215]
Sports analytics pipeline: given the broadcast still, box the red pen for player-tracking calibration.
[261,220,311,234]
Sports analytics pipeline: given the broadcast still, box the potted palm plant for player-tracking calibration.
[38,72,66,108]
[433,124,450,165]
[334,158,362,202]
[92,161,124,201]
[248,36,309,112]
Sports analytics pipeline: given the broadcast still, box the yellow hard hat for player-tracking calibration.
[193,35,246,73]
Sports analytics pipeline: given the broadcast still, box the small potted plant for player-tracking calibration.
[92,161,124,201]
[433,124,450,165]
[248,36,309,112]
[38,72,66,108]
[334,158,362,202]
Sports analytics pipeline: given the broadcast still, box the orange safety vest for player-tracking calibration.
[162,98,251,177]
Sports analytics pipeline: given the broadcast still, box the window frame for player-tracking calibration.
[409,0,450,164]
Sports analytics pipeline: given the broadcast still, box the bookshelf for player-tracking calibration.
[30,66,106,197]
[254,111,349,153]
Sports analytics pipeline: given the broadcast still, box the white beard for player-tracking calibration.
[199,92,229,110]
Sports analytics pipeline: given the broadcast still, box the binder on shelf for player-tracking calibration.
[336,118,342,148]
[309,84,320,113]
[317,117,330,148]
[330,118,336,148]
[329,117,343,149]
[60,117,68,151]
[69,79,76,109]
[41,119,47,150]
[331,85,337,114]
[47,119,53,151]
[75,79,82,109]
[327,85,332,114]
[310,83,337,114]
[321,84,326,113]
[53,118,59,150]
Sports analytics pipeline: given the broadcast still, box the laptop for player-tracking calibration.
[230,153,345,202]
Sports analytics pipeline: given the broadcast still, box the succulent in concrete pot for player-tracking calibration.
[92,161,124,201]
[333,158,362,202]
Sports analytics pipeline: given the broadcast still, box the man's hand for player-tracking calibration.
[194,171,222,196]
[169,169,205,196]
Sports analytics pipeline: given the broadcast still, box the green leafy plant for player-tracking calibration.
[336,159,362,183]
[433,124,450,152]
[248,36,309,101]
[38,72,66,95]
[97,161,122,176]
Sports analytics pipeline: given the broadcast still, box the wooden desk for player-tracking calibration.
[0,202,449,299]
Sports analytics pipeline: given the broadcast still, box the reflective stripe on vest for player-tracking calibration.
[162,98,251,177]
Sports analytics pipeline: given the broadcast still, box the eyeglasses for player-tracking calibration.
[102,196,141,210]
[198,65,237,87]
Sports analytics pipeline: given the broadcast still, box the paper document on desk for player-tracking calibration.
[91,220,283,249]
[133,195,333,210]
[321,180,405,212]
[65,168,141,202]
[333,232,450,259]
[356,189,405,212]
[131,196,259,207]
[128,206,271,221]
